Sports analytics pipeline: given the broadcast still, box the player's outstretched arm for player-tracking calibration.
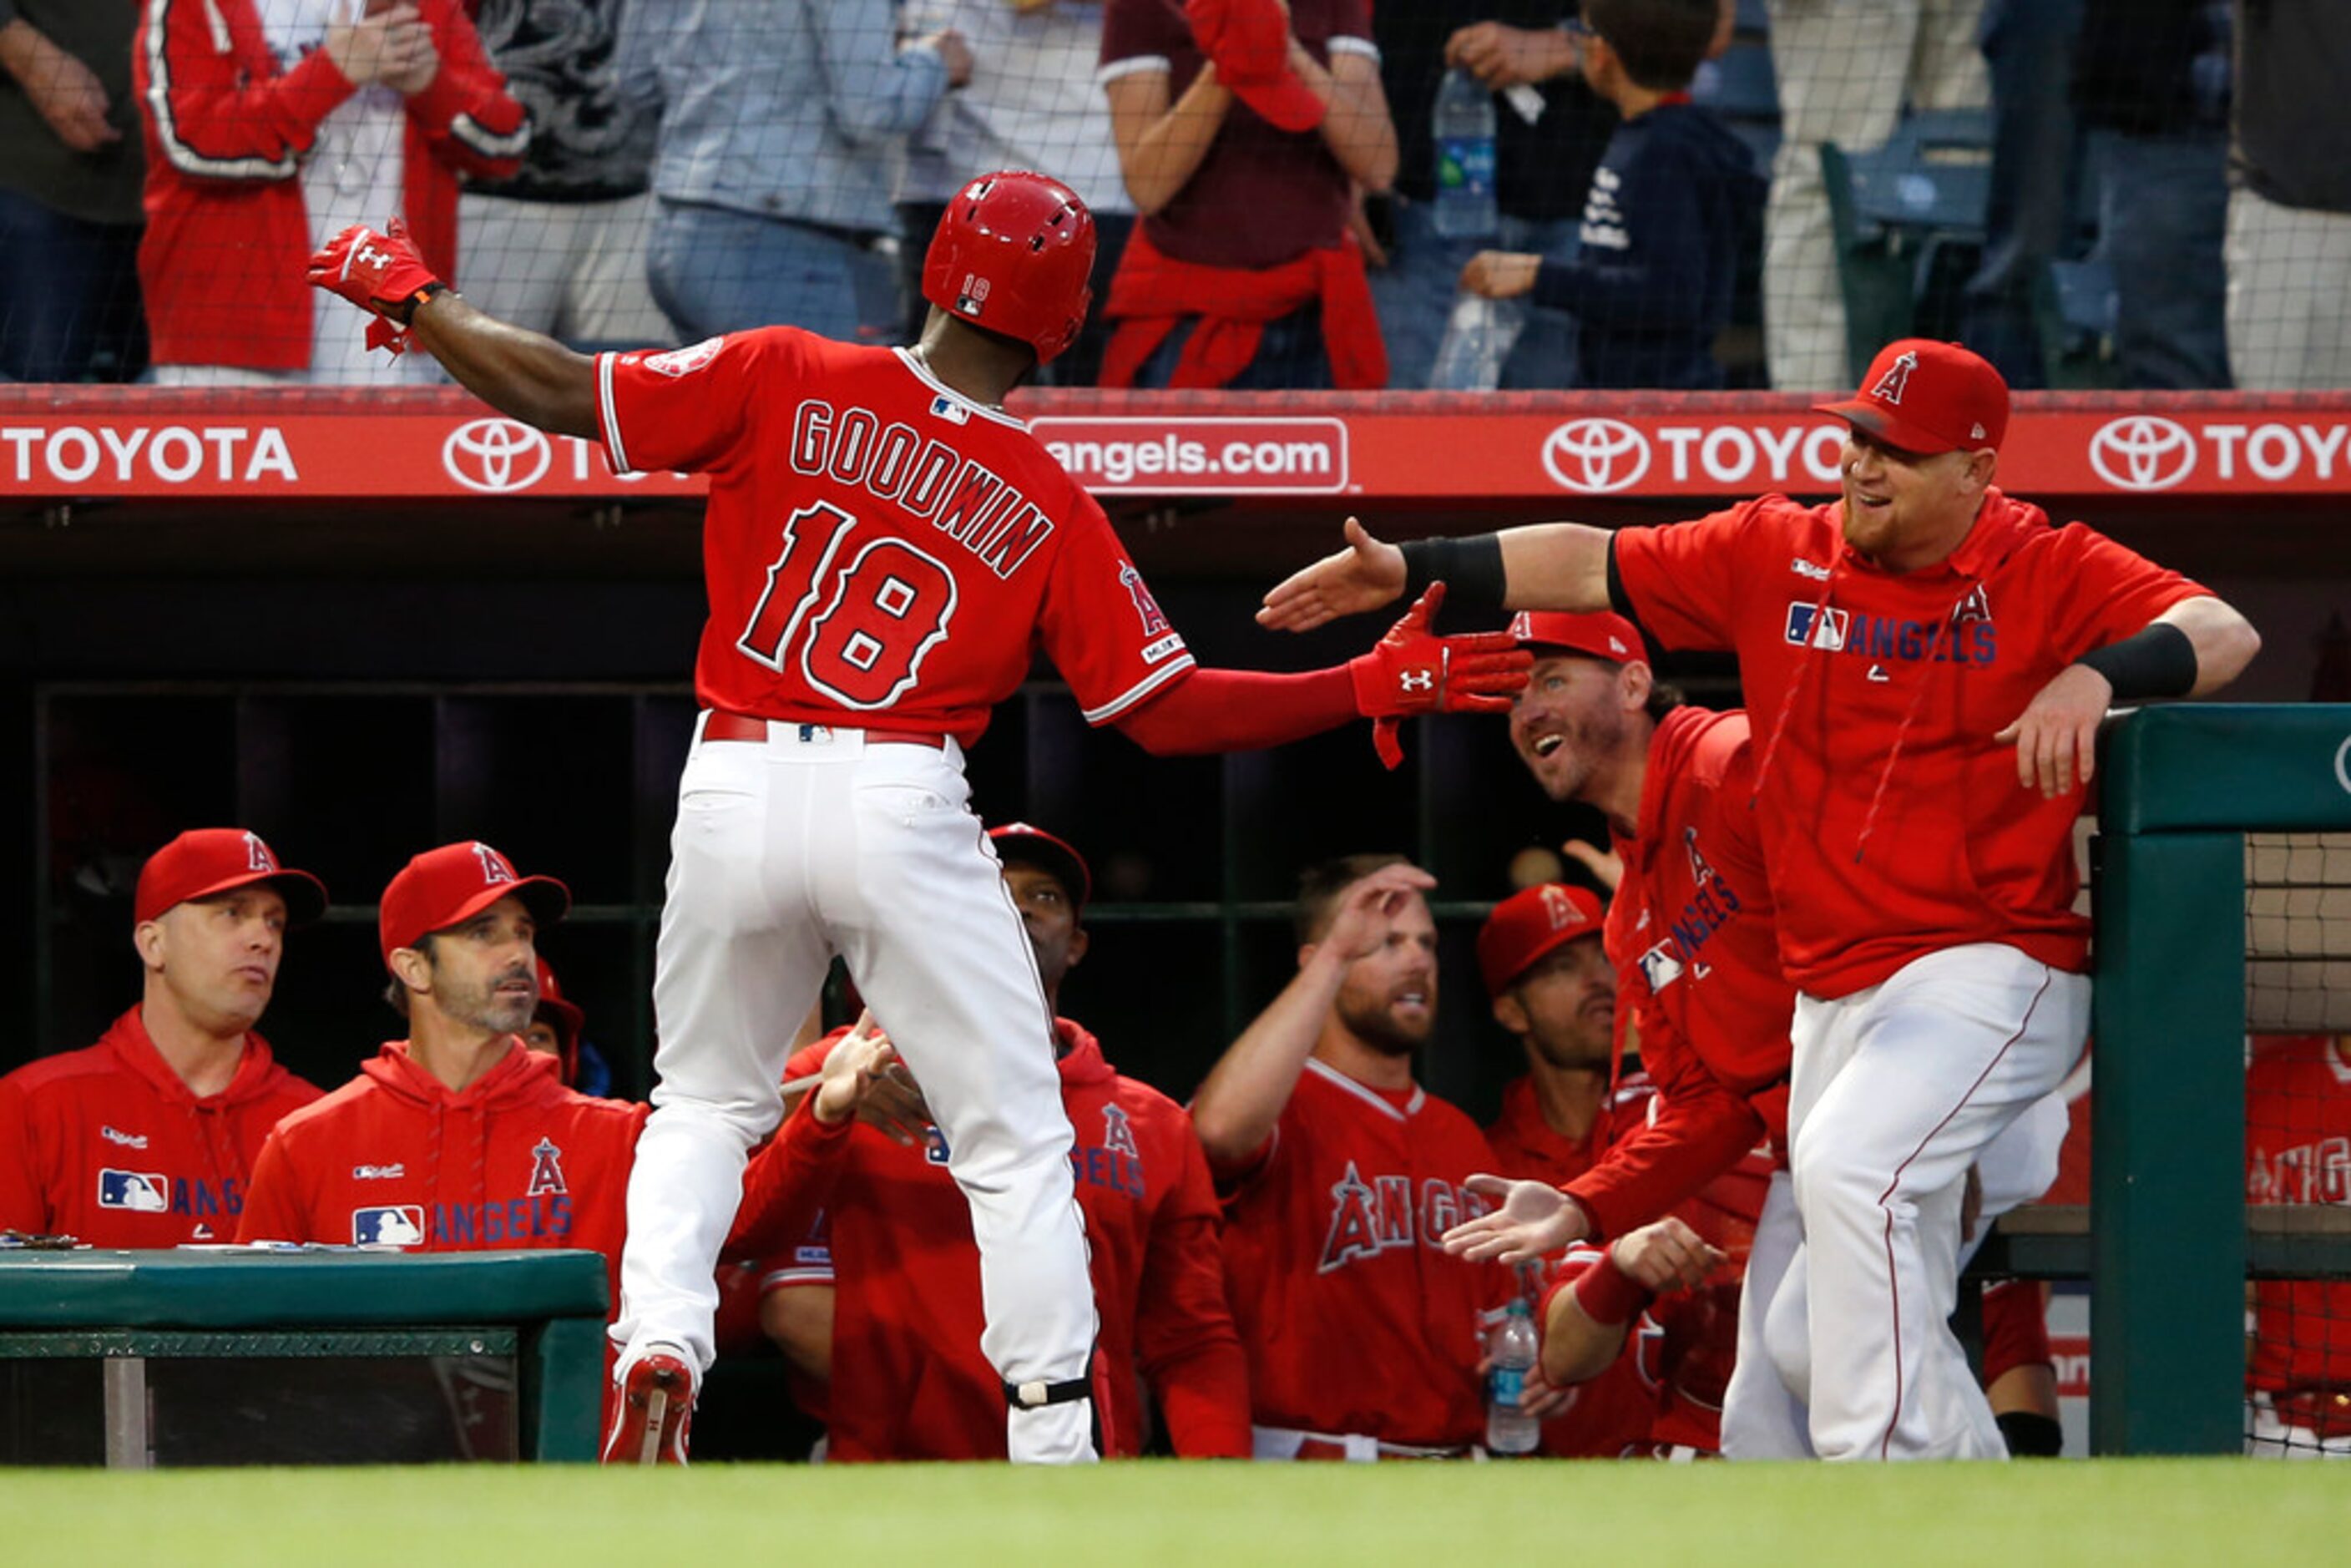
[1440,1174,1591,1264]
[1189,862,1436,1169]
[1257,517,1616,632]
[307,220,598,439]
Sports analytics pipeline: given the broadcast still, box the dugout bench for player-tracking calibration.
[0,1250,608,1466]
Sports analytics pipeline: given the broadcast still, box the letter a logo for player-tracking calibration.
[1871,350,1919,407]
[243,832,278,873]
[526,1137,568,1197]
[473,842,517,886]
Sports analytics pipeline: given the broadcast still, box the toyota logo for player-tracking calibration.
[2088,416,2196,493]
[442,417,552,494]
[1541,418,1651,494]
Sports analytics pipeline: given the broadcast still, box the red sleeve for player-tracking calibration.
[1134,1125,1252,1457]
[1115,665,1355,756]
[0,1075,51,1233]
[136,0,357,182]
[232,1129,310,1243]
[1563,1058,1767,1242]
[595,329,791,477]
[2045,524,2211,662]
[726,1093,856,1257]
[1100,0,1188,71]
[1037,504,1198,724]
[1610,499,1784,654]
[402,0,530,181]
[1979,1279,2053,1384]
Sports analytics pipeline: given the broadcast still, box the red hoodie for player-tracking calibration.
[1615,491,2206,998]
[236,1041,644,1311]
[0,1008,320,1244]
[735,1019,1250,1459]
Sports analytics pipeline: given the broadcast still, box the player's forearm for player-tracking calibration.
[1115,665,1356,756]
[1540,1283,1631,1384]
[1501,524,1616,614]
[408,292,599,440]
[2159,595,2261,695]
[1190,950,1347,1165]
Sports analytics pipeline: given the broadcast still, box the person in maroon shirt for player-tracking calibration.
[1098,0,1398,389]
[0,828,325,1244]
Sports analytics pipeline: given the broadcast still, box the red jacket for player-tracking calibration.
[1615,492,2204,997]
[0,1008,320,1245]
[736,1020,1250,1459]
[1100,223,1388,390]
[236,1041,644,1311]
[133,0,528,369]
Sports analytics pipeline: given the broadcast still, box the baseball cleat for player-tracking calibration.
[602,1347,695,1465]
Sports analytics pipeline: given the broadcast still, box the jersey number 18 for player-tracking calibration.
[736,501,959,708]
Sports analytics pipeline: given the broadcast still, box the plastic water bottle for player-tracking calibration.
[1432,68,1498,240]
[1485,1299,1541,1455]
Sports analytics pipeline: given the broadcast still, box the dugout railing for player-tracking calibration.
[2060,705,2351,1454]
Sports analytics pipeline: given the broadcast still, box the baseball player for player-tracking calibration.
[306,172,1528,1466]
[730,824,1251,1459]
[0,828,325,1245]
[1266,338,2262,1459]
[235,843,646,1354]
[2245,1032,2351,1457]
[1191,855,1532,1458]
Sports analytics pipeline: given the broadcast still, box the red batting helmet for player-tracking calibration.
[923,171,1096,364]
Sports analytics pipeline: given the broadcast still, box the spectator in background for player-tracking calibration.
[1455,0,1762,390]
[2226,0,2351,392]
[525,958,614,1097]
[896,2,1132,387]
[644,0,968,344]
[133,0,527,384]
[734,823,1251,1459]
[2244,1033,2351,1458]
[1368,3,1617,389]
[458,0,670,352]
[0,829,325,1245]
[0,0,147,382]
[1760,0,1983,390]
[2073,0,2232,390]
[1955,0,2086,390]
[236,842,645,1322]
[1097,0,1398,389]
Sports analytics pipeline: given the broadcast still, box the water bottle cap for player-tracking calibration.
[1505,1298,1531,1317]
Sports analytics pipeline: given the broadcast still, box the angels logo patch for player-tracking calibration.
[526,1137,569,1197]
[642,336,724,378]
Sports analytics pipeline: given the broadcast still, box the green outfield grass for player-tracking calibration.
[0,1459,2337,1567]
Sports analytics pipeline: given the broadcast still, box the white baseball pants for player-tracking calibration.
[610,719,1100,1463]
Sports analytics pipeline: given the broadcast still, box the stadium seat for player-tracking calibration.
[1819,110,1995,382]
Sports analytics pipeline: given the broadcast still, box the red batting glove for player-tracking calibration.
[306,219,447,357]
[1347,583,1534,769]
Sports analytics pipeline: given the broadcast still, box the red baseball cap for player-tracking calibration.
[1478,882,1606,996]
[533,958,587,1083]
[1186,0,1327,132]
[134,828,327,927]
[988,822,1092,910]
[1507,610,1645,665]
[378,841,570,966]
[1813,338,2009,456]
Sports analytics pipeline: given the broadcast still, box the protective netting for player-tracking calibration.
[3,1,2340,394]
[2244,832,2351,1456]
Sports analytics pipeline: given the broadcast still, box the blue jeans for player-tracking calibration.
[1127,303,1334,391]
[0,185,146,382]
[647,199,897,343]
[1368,195,1580,388]
[1959,0,2087,390]
[2092,129,2230,391]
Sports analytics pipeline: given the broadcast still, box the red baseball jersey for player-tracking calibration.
[1567,706,1793,1241]
[0,1008,320,1245]
[594,329,1195,747]
[236,1043,646,1312]
[1613,491,2206,998]
[1216,1059,1511,1449]
[2245,1034,2351,1394]
[740,1020,1250,1459]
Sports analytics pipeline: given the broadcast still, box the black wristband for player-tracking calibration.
[394,279,453,326]
[1398,534,1508,618]
[2074,622,2197,701]
[1995,1409,2063,1458]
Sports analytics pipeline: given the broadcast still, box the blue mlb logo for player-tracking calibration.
[1784,603,1849,650]
[97,1169,169,1212]
[352,1206,427,1247]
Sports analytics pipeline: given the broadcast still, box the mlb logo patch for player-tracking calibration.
[352,1206,427,1247]
[1785,603,1849,651]
[1637,942,1686,994]
[929,393,971,426]
[98,1169,169,1212]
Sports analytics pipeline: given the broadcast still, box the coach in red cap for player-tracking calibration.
[1269,334,2261,1461]
[240,842,645,1336]
[0,828,327,1245]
